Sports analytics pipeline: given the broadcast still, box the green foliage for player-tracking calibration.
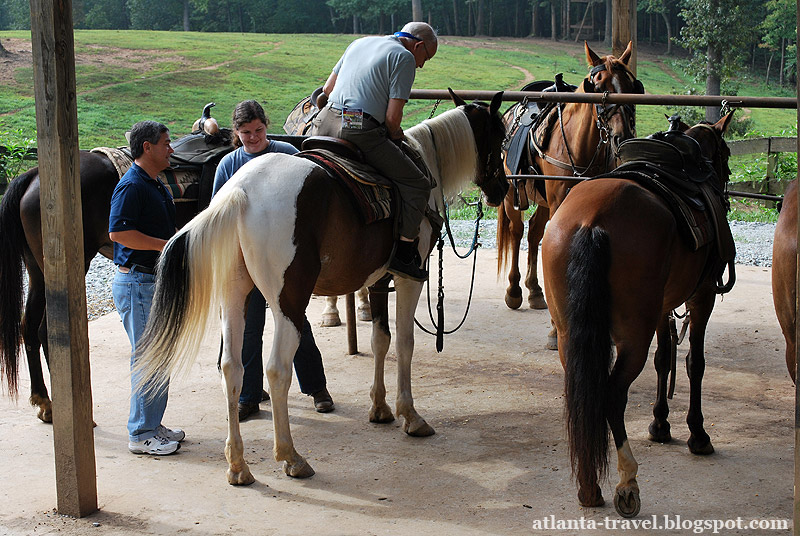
[677,0,760,84]
[0,127,35,185]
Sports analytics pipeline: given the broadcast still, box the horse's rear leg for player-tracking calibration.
[219,273,256,486]
[685,291,715,455]
[394,278,434,437]
[368,276,394,424]
[266,312,314,478]
[22,268,51,422]
[607,347,648,518]
[648,315,673,443]
[525,205,549,310]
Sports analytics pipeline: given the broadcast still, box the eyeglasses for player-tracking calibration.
[419,40,432,61]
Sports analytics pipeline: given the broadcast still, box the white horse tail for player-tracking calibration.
[135,186,249,394]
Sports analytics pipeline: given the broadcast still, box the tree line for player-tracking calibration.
[0,0,796,92]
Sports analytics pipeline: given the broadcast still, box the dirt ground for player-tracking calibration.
[0,249,794,535]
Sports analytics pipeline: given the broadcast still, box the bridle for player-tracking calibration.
[535,62,644,177]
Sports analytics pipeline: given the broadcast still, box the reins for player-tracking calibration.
[413,101,486,351]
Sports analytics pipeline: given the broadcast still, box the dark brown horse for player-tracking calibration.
[134,93,508,484]
[498,41,640,321]
[772,178,797,383]
[542,113,734,517]
[0,152,118,419]
[0,136,226,420]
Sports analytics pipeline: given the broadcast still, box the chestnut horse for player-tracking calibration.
[498,41,640,319]
[135,93,509,484]
[542,113,734,517]
[772,178,797,383]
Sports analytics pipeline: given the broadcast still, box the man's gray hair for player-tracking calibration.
[129,120,169,159]
[401,22,438,47]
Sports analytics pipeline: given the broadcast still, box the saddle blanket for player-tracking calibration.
[296,149,393,225]
[91,147,201,201]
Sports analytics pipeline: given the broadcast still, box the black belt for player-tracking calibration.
[128,264,155,274]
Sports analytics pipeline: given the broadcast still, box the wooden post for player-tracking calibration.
[346,292,358,355]
[29,0,97,517]
[611,0,637,74]
[794,3,800,534]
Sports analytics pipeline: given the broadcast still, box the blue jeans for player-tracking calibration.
[112,267,169,442]
[240,288,327,404]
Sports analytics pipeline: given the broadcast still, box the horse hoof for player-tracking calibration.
[226,467,255,486]
[403,419,435,437]
[283,459,315,479]
[528,294,548,310]
[320,313,341,327]
[505,292,523,310]
[578,484,604,507]
[688,435,714,455]
[546,336,558,351]
[614,488,641,518]
[357,308,372,322]
[647,420,672,443]
[369,404,396,424]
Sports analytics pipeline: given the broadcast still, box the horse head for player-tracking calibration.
[584,41,643,158]
[681,111,735,188]
[448,88,509,207]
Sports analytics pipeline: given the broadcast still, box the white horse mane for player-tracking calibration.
[405,106,479,200]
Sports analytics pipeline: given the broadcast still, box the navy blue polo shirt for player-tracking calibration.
[109,162,176,269]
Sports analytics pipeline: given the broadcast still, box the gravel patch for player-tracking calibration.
[78,220,776,320]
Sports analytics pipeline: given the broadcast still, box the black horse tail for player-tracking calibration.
[0,168,39,396]
[564,226,613,487]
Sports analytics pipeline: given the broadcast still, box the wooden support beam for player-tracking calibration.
[611,0,637,74]
[29,0,97,517]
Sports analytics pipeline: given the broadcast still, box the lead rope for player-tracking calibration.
[413,114,483,351]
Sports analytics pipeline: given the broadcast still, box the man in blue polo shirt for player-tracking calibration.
[109,120,185,456]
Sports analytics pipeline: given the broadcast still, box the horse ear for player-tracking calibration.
[489,91,504,115]
[715,110,736,136]
[619,41,633,65]
[585,41,602,67]
[448,88,467,107]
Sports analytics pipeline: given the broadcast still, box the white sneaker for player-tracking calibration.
[156,424,185,442]
[129,435,180,455]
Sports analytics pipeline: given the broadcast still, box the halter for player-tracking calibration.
[533,64,644,178]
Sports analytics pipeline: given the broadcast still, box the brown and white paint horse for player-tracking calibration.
[136,92,508,484]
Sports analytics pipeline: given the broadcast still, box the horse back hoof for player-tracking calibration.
[647,421,672,443]
[505,292,523,310]
[369,405,396,424]
[688,437,714,455]
[320,313,342,327]
[614,488,641,518]
[283,459,315,478]
[404,420,435,437]
[546,337,558,351]
[226,468,255,486]
[528,294,548,310]
[578,483,604,507]
[357,308,372,322]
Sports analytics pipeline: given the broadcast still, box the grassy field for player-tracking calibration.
[0,30,796,220]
